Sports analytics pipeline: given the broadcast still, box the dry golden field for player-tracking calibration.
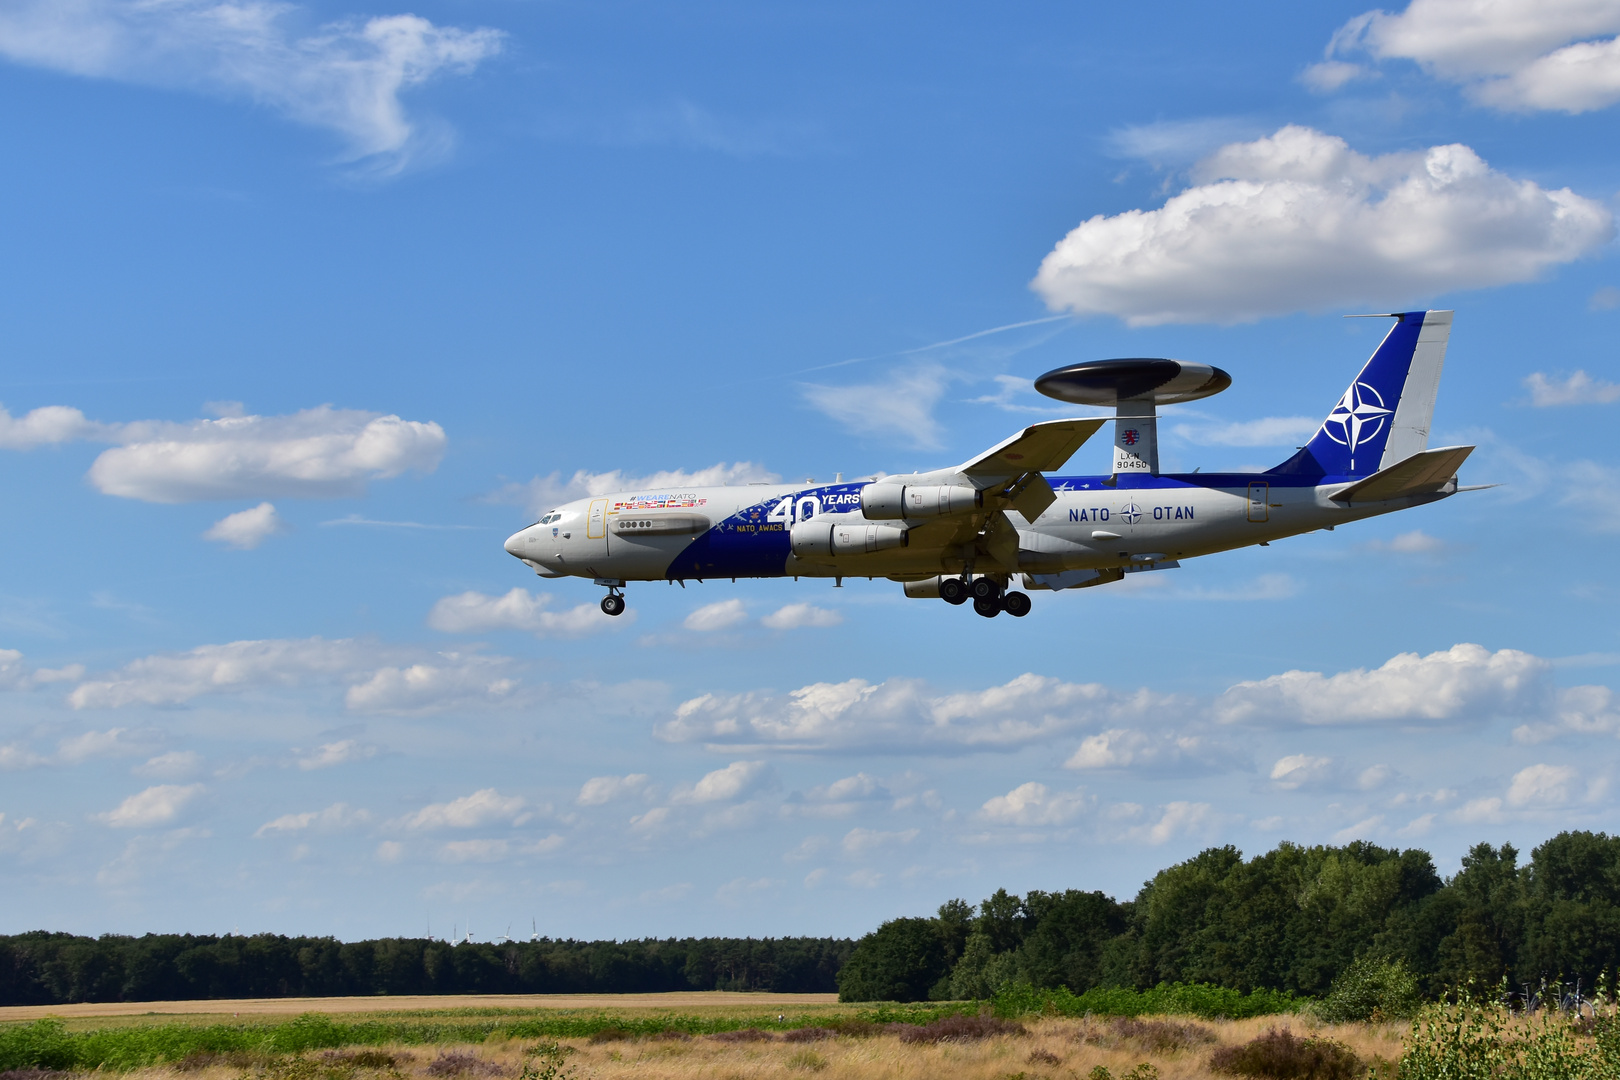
[101,1014,1405,1080]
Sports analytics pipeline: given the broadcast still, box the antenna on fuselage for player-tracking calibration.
[1032,358,1232,476]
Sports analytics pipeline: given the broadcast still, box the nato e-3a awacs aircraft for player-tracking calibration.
[505,310,1477,619]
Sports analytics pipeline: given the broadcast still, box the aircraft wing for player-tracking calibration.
[958,418,1107,479]
[1331,444,1475,504]
[942,418,1107,541]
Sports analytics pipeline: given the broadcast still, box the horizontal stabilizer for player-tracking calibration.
[1330,445,1474,503]
[959,418,1107,478]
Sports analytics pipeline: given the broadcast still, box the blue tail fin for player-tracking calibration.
[1270,310,1453,478]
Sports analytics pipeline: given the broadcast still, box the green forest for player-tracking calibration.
[7,831,1620,1007]
[837,831,1620,1002]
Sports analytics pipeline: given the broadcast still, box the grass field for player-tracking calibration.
[0,991,1417,1080]
[0,1008,1405,1080]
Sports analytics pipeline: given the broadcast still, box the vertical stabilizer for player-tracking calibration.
[1269,310,1454,478]
[1380,310,1452,468]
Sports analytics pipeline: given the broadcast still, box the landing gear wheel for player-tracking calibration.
[600,594,626,617]
[940,577,968,605]
[970,577,1002,601]
[973,595,1001,618]
[1002,591,1031,618]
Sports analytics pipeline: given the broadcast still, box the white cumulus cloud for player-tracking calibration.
[89,407,446,503]
[96,784,205,828]
[1507,763,1579,806]
[760,603,843,630]
[979,782,1092,826]
[294,740,376,770]
[1125,801,1215,845]
[1032,125,1612,325]
[0,0,503,172]
[343,655,518,715]
[428,589,626,638]
[255,802,370,837]
[204,502,284,549]
[0,648,85,692]
[1319,0,1620,114]
[1063,728,1239,773]
[1525,370,1620,406]
[1216,643,1547,726]
[659,672,1166,752]
[69,637,386,708]
[577,774,650,806]
[400,789,527,830]
[684,599,749,632]
[499,462,779,518]
[0,404,109,448]
[673,761,771,804]
[1270,754,1336,790]
[67,637,521,715]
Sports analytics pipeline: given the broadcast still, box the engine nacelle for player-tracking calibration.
[860,483,981,520]
[791,519,909,557]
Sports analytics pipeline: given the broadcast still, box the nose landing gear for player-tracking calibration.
[595,578,627,617]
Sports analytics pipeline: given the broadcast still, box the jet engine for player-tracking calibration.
[791,519,909,557]
[860,483,981,520]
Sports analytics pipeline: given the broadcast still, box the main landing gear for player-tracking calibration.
[944,576,1029,618]
[596,578,627,616]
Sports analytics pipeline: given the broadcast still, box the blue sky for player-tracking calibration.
[2,0,1620,943]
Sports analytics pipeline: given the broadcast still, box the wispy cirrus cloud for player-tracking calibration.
[0,0,503,173]
[800,363,954,449]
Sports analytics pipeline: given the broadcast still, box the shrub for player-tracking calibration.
[1027,1049,1063,1065]
[780,1028,835,1043]
[424,1051,504,1077]
[0,1020,77,1072]
[1208,1028,1361,1080]
[993,981,1298,1020]
[706,1028,775,1043]
[585,1029,632,1044]
[894,1015,1025,1044]
[1312,957,1420,1023]
[1109,1017,1216,1053]
[321,1050,404,1069]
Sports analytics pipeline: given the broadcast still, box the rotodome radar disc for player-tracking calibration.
[1034,358,1232,406]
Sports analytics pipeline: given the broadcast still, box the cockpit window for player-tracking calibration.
[538,512,562,524]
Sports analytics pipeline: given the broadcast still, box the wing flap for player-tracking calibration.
[1331,445,1475,503]
[958,418,1107,478]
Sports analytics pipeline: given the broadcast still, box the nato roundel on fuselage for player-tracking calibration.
[1033,358,1232,406]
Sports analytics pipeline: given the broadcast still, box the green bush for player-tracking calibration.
[1312,956,1420,1023]
[991,981,1300,1020]
[1397,989,1620,1080]
[0,1018,79,1071]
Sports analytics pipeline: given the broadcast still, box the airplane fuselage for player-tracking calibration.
[504,470,1450,590]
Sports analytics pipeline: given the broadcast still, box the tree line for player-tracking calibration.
[837,831,1620,1002]
[0,934,852,1005]
[9,832,1620,1006]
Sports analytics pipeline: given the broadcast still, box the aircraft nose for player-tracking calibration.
[503,529,528,558]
